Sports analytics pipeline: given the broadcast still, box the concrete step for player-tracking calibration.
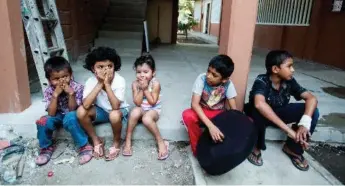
[95,38,142,49]
[98,30,143,40]
[102,23,143,32]
[107,6,145,18]
[105,17,144,25]
[110,0,146,7]
[94,37,142,57]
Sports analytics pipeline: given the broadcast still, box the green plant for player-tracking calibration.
[178,0,198,38]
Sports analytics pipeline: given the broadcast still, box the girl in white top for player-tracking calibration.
[123,54,168,160]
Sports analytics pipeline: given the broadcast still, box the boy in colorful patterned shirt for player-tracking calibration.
[182,55,238,156]
[35,56,92,166]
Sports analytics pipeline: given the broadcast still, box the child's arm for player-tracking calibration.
[104,72,122,110]
[142,80,160,105]
[191,94,224,142]
[46,85,63,116]
[254,95,297,139]
[132,81,144,106]
[62,83,78,111]
[82,82,103,110]
[226,82,238,110]
[227,98,237,110]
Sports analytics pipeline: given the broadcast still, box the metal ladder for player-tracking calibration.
[21,0,68,92]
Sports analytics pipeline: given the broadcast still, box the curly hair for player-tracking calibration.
[84,47,121,72]
[133,54,156,71]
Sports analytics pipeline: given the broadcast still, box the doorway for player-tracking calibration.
[203,2,211,34]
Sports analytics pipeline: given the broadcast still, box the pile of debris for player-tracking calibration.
[0,125,78,184]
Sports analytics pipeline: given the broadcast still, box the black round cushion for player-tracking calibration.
[196,110,258,175]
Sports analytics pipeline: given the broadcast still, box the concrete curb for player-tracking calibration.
[266,126,345,144]
[304,152,343,185]
[187,146,207,185]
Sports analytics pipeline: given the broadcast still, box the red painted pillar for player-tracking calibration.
[219,0,258,110]
[0,0,31,113]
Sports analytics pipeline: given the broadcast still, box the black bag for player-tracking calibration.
[196,110,258,175]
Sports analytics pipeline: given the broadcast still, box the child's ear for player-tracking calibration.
[153,71,156,77]
[272,65,280,73]
[222,77,230,84]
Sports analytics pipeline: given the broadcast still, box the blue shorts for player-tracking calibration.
[94,106,128,124]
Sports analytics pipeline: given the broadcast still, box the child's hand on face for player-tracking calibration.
[95,70,105,84]
[138,78,148,90]
[62,82,74,96]
[104,69,113,86]
[53,81,64,98]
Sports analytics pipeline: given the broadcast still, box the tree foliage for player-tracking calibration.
[178,0,198,38]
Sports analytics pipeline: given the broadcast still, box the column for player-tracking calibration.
[0,0,31,113]
[219,0,258,110]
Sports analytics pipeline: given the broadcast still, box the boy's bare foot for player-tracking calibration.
[105,140,121,161]
[92,137,104,159]
[157,140,169,160]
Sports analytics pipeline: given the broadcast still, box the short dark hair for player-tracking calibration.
[84,47,121,72]
[44,56,72,79]
[133,54,156,71]
[265,50,293,74]
[209,55,235,79]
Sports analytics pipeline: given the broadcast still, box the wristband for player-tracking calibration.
[298,115,312,131]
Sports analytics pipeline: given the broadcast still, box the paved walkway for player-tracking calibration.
[189,141,342,185]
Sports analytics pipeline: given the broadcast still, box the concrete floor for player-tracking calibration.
[190,141,342,185]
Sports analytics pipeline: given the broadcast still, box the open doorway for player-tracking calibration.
[203,2,211,34]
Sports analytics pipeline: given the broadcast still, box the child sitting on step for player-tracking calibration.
[77,47,129,161]
[122,54,169,160]
[35,56,92,166]
[182,55,238,156]
[244,50,319,171]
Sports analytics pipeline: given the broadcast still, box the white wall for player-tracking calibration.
[211,0,221,23]
[194,1,201,22]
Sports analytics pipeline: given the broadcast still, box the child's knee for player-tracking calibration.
[77,106,89,119]
[109,110,122,123]
[129,107,142,119]
[182,109,198,124]
[62,111,78,128]
[142,115,153,125]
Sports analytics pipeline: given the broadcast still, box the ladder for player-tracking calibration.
[20,0,68,93]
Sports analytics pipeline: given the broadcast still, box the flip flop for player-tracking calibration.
[282,148,309,171]
[122,146,133,157]
[158,141,169,160]
[247,151,263,166]
[105,146,120,161]
[78,144,93,165]
[35,146,55,166]
[92,138,105,159]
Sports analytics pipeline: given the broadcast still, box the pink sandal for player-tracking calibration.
[158,141,169,160]
[78,144,93,165]
[35,146,55,166]
[105,146,121,161]
[92,138,105,159]
[122,146,133,156]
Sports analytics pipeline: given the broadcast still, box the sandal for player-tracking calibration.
[78,144,93,165]
[247,151,263,166]
[35,146,55,166]
[105,146,120,161]
[122,146,133,156]
[92,138,105,159]
[158,141,169,160]
[282,147,309,171]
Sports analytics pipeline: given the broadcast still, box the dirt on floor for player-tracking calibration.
[1,135,194,185]
[177,35,210,44]
[307,143,345,184]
